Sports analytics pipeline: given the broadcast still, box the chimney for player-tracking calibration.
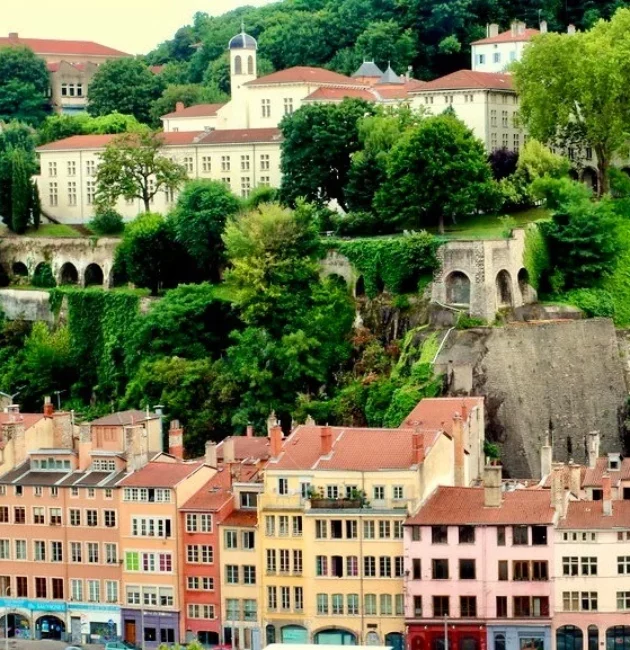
[587,432,600,469]
[267,411,277,436]
[483,464,502,508]
[175,101,185,113]
[452,413,465,486]
[412,430,425,465]
[567,24,576,34]
[246,424,254,438]
[43,396,54,419]
[568,461,581,497]
[488,23,500,38]
[540,436,552,478]
[551,464,565,516]
[8,33,18,41]
[168,419,184,460]
[320,425,333,456]
[224,437,235,464]
[6,404,19,423]
[517,21,526,35]
[602,474,612,516]
[510,21,518,36]
[540,20,548,34]
[305,414,315,426]
[270,424,283,458]
[205,440,217,467]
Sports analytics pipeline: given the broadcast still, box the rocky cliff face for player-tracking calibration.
[433,319,629,478]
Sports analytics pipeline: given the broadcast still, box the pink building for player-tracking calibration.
[405,467,558,650]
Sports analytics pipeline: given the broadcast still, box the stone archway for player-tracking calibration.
[84,263,104,286]
[59,262,79,285]
[518,267,535,304]
[445,271,471,306]
[496,269,513,307]
[582,167,598,194]
[0,613,31,639]
[36,614,65,640]
[11,262,28,278]
[355,276,365,297]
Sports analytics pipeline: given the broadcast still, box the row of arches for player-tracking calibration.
[556,625,630,650]
[10,261,106,287]
[445,267,532,309]
[234,54,255,76]
[0,613,65,640]
[265,624,404,648]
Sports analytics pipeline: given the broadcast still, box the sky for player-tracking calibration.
[4,0,275,55]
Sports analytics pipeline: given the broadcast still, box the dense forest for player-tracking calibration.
[145,0,630,90]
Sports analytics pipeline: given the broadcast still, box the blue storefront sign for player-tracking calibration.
[68,604,119,613]
[0,598,66,612]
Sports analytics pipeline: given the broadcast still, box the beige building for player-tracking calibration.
[0,33,129,114]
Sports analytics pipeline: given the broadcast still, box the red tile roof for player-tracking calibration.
[161,103,226,119]
[541,464,587,490]
[89,409,160,426]
[222,509,258,527]
[36,132,205,152]
[246,66,362,87]
[270,426,443,471]
[410,70,514,92]
[406,485,555,525]
[304,87,375,102]
[47,62,88,73]
[0,413,44,430]
[559,499,630,529]
[150,65,165,75]
[582,457,630,487]
[472,28,540,45]
[402,397,484,435]
[217,436,271,462]
[120,461,203,488]
[197,128,281,145]
[181,468,232,511]
[0,35,129,58]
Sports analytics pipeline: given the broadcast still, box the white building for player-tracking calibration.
[160,103,225,133]
[471,21,542,73]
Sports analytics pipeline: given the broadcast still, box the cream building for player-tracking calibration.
[471,22,542,74]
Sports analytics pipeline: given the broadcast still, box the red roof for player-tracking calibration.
[36,131,204,152]
[197,128,281,145]
[181,468,232,511]
[0,35,129,58]
[246,66,361,87]
[559,499,630,529]
[161,103,226,119]
[217,436,271,462]
[402,397,484,435]
[270,426,443,471]
[222,509,258,527]
[304,87,375,102]
[411,70,513,92]
[0,413,44,430]
[150,65,165,74]
[407,485,555,525]
[120,461,202,488]
[472,27,540,45]
[582,457,630,488]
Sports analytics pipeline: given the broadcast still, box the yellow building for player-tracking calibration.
[259,420,460,648]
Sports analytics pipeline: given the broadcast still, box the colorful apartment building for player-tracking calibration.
[405,466,558,650]
[258,415,470,649]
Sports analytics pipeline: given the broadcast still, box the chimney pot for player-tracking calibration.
[412,430,425,465]
[224,437,235,464]
[602,474,613,516]
[587,432,600,469]
[246,424,254,438]
[168,420,184,460]
[488,23,500,38]
[510,21,517,36]
[43,396,54,419]
[320,425,333,456]
[270,424,283,458]
[551,464,566,516]
[175,101,185,112]
[567,24,576,34]
[540,20,548,34]
[8,33,18,40]
[540,436,552,478]
[483,464,502,507]
[205,440,217,467]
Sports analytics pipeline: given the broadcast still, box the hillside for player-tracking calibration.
[145,0,629,90]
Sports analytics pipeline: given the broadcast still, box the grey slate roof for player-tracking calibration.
[352,60,383,78]
[377,64,404,85]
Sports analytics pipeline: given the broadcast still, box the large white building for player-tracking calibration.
[471,21,542,73]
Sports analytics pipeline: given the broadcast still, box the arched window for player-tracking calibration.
[355,276,365,297]
[59,262,79,285]
[446,271,471,305]
[234,55,242,75]
[557,625,583,650]
[266,625,276,645]
[84,263,104,286]
[606,627,630,650]
[588,626,598,650]
[496,269,513,307]
[247,55,254,75]
[11,261,28,277]
[494,634,505,650]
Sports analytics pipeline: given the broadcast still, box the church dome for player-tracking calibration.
[229,30,258,50]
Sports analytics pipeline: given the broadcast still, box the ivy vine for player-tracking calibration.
[332,232,441,297]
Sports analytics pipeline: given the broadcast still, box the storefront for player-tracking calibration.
[408,623,487,650]
[314,627,358,645]
[67,603,121,644]
[121,608,179,647]
[487,625,551,650]
[0,597,68,641]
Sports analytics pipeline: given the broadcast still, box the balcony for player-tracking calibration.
[310,498,363,510]
[260,494,304,511]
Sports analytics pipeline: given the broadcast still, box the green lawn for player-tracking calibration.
[427,207,551,240]
[0,223,90,238]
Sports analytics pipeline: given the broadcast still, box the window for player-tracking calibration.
[14,485,22,497]
[432,559,449,579]
[292,516,302,537]
[293,549,303,574]
[412,558,422,580]
[87,543,99,563]
[88,579,100,603]
[221,156,231,172]
[581,592,598,611]
[243,565,256,584]
[104,510,116,528]
[316,520,327,538]
[327,485,339,499]
[52,577,64,600]
[513,596,530,617]
[414,596,422,616]
[432,526,448,544]
[379,556,391,577]
[265,516,275,536]
[183,157,193,173]
[477,54,486,65]
[394,521,403,539]
[260,154,270,170]
[380,594,392,615]
[261,99,271,118]
[513,561,530,581]
[266,549,276,573]
[225,530,238,549]
[70,542,82,563]
[581,557,597,575]
[34,541,45,561]
[69,509,81,526]
[619,592,630,610]
[71,579,83,602]
[433,596,449,617]
[244,599,257,620]
[14,507,25,524]
[33,507,45,524]
[106,580,118,604]
[459,526,475,544]
[49,162,57,177]
[459,559,476,579]
[619,556,630,574]
[267,586,277,610]
[240,491,258,509]
[502,133,509,148]
[14,540,26,560]
[279,515,289,536]
[105,544,117,564]
[86,180,96,205]
[364,556,376,577]
[35,577,47,599]
[51,541,63,562]
[513,526,528,545]
[332,593,343,615]
[498,560,508,581]
[412,525,421,541]
[317,593,329,615]
[365,593,377,615]
[347,556,358,577]
[460,596,477,617]
[68,181,77,206]
[346,519,358,539]
[86,509,98,527]
[316,555,328,576]
[379,520,391,538]
[201,545,213,563]
[364,520,375,539]
[67,161,76,176]
[284,98,294,115]
[241,155,251,172]
[34,486,42,497]
[347,593,359,615]
[532,526,547,545]
[226,565,239,584]
[373,485,385,500]
[563,556,579,576]
[186,514,198,533]
[533,561,548,581]
[279,549,290,573]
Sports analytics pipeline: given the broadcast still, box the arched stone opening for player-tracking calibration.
[33,262,56,288]
[355,276,365,297]
[281,625,309,644]
[494,633,506,650]
[496,269,513,307]
[518,267,534,303]
[314,628,357,645]
[375,276,385,294]
[588,626,598,650]
[568,168,579,181]
[59,262,79,285]
[247,55,254,75]
[11,262,28,278]
[386,632,405,650]
[557,625,583,650]
[234,55,242,75]
[622,167,630,178]
[266,625,277,645]
[606,627,630,650]
[84,263,104,286]
[35,614,65,640]
[0,264,10,288]
[326,273,348,289]
[0,613,30,638]
[582,167,598,194]
[446,271,471,306]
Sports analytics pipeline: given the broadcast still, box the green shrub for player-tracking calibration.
[32,262,56,288]
[246,185,278,209]
[89,207,124,235]
[523,223,550,291]
[456,314,486,329]
[556,288,615,318]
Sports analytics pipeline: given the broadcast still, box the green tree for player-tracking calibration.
[514,9,630,195]
[354,20,416,71]
[88,58,164,124]
[95,129,188,213]
[37,113,142,145]
[114,212,189,295]
[10,149,31,234]
[375,114,496,232]
[31,182,41,230]
[0,122,36,226]
[0,47,50,125]
[170,180,242,281]
[149,84,229,126]
[280,99,377,210]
